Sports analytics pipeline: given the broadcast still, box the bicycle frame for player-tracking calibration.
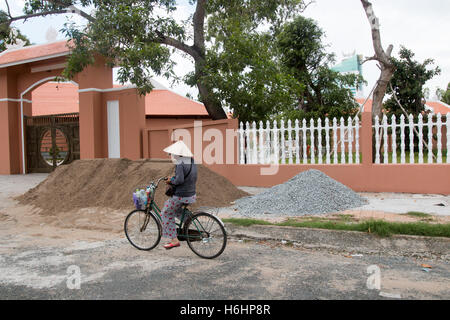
[141,177,206,240]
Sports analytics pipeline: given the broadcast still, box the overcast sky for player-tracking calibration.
[2,0,449,101]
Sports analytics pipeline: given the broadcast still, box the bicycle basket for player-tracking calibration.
[132,189,147,210]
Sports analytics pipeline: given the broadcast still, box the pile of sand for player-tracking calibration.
[18,159,249,215]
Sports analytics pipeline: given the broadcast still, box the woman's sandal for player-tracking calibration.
[164,242,181,250]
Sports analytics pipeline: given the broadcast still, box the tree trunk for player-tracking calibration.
[361,0,395,119]
[361,0,396,163]
[192,0,227,120]
[194,56,227,120]
[372,66,395,117]
[196,81,227,120]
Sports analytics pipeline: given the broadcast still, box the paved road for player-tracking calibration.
[1,236,449,300]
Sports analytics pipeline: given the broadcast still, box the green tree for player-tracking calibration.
[199,25,302,123]
[0,10,30,52]
[2,0,308,120]
[276,15,364,122]
[385,46,441,117]
[436,83,450,105]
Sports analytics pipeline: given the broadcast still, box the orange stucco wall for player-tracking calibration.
[32,82,79,116]
[141,112,450,195]
[145,117,210,129]
[206,163,450,194]
[142,118,239,164]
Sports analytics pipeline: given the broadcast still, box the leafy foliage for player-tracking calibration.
[5,1,364,123]
[60,0,180,95]
[10,0,308,120]
[199,23,302,123]
[0,11,31,52]
[275,16,364,122]
[385,46,441,117]
[436,82,450,105]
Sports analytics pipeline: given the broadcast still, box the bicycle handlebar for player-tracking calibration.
[153,176,168,189]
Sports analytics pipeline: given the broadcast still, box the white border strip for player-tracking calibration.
[79,84,206,106]
[78,85,137,93]
[0,98,32,103]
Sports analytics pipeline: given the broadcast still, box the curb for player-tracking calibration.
[224,223,450,261]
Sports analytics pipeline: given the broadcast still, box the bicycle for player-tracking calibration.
[124,177,227,259]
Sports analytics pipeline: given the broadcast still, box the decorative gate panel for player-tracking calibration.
[25,113,80,173]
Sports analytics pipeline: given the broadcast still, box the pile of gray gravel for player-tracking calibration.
[235,170,368,216]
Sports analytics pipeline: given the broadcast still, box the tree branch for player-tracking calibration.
[361,0,395,119]
[5,0,12,17]
[1,10,68,26]
[0,2,95,27]
[44,0,95,22]
[154,30,199,61]
[360,0,392,65]
[65,4,95,22]
[389,82,436,160]
[361,55,377,65]
[152,0,204,67]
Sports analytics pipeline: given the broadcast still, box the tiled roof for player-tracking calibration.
[425,101,450,115]
[31,82,209,117]
[0,40,71,68]
[356,98,450,115]
[145,90,208,116]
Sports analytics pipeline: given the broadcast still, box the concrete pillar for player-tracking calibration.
[103,89,146,160]
[76,56,113,159]
[361,111,373,166]
[79,91,105,159]
[0,69,22,174]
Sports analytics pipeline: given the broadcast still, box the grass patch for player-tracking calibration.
[223,218,273,227]
[223,217,450,238]
[405,211,432,218]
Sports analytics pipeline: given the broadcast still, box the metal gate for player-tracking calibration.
[25,113,80,173]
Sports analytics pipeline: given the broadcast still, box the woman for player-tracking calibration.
[161,140,198,249]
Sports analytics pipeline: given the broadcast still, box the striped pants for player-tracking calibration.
[161,195,197,239]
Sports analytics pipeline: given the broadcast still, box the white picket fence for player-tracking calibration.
[373,113,450,164]
[238,113,450,165]
[238,116,361,165]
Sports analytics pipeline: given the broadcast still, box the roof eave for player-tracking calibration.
[0,51,71,69]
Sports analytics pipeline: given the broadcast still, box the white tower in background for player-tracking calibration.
[45,26,58,42]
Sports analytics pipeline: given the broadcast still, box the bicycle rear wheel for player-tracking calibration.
[185,212,227,259]
[124,209,161,251]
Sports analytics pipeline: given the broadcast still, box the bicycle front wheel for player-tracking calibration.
[185,212,227,259]
[124,209,161,251]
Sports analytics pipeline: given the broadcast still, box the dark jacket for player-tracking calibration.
[170,158,197,197]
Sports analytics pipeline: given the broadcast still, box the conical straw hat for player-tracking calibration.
[163,140,193,157]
